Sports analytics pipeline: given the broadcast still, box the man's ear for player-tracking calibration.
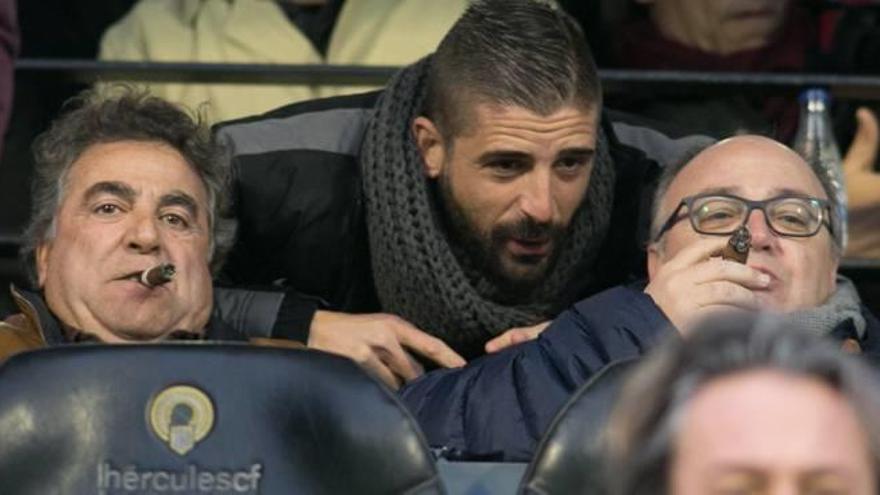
[35,242,50,287]
[647,242,662,281]
[412,116,446,179]
[829,255,840,293]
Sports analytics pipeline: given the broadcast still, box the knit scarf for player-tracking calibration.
[786,276,866,339]
[360,57,615,357]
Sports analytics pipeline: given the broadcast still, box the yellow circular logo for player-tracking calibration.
[148,385,215,456]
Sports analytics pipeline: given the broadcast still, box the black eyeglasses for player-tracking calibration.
[652,193,833,242]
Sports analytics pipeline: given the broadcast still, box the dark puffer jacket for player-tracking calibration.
[399,283,880,462]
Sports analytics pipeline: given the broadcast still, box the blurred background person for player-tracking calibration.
[572,0,880,260]
[98,0,469,122]
[605,314,880,495]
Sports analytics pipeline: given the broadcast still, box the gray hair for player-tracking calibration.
[648,140,845,256]
[424,0,602,143]
[603,313,880,495]
[22,88,237,283]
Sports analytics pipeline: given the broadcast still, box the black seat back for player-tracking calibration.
[518,358,639,495]
[0,344,444,495]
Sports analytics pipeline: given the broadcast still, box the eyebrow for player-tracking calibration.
[476,147,595,166]
[557,147,595,159]
[81,182,200,220]
[695,186,819,198]
[476,150,532,166]
[81,181,136,205]
[158,190,200,220]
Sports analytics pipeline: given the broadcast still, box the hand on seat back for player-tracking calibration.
[307,310,466,389]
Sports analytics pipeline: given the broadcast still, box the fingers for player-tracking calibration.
[394,321,467,368]
[844,107,880,174]
[693,281,761,311]
[688,258,771,290]
[307,311,426,386]
[485,321,550,353]
[660,237,730,273]
[372,329,425,383]
[361,352,404,390]
[484,331,520,354]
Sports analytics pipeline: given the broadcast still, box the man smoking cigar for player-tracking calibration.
[0,90,295,359]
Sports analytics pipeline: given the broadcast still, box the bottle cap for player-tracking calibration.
[799,88,831,104]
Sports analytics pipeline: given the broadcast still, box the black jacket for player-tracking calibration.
[215,90,710,347]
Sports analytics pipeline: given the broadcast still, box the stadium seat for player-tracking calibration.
[0,344,444,495]
[517,358,638,495]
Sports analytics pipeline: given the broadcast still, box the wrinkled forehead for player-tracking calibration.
[664,138,827,208]
[64,140,211,210]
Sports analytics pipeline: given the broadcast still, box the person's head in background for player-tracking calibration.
[604,313,880,495]
[635,0,792,55]
[412,0,604,297]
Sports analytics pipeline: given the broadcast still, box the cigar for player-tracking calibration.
[718,226,751,264]
[139,263,176,287]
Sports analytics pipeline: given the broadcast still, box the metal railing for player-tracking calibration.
[14,58,880,100]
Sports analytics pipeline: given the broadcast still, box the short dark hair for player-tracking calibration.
[22,88,236,282]
[604,313,880,495]
[424,0,601,142]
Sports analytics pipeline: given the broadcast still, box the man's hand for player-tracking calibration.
[484,321,550,353]
[307,310,466,389]
[644,240,770,334]
[844,107,880,259]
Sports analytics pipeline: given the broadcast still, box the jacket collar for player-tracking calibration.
[7,285,247,343]
[9,285,64,346]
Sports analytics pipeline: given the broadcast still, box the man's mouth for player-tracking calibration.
[115,270,147,282]
[114,266,175,288]
[507,237,552,257]
[749,265,780,291]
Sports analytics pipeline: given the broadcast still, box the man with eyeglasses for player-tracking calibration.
[399,135,880,462]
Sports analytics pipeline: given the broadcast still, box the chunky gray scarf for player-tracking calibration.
[786,275,866,339]
[360,57,615,357]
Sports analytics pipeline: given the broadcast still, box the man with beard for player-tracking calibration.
[217,0,703,388]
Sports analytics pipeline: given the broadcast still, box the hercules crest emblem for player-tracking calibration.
[148,385,215,455]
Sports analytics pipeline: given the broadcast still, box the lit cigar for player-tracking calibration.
[718,226,751,264]
[139,263,176,287]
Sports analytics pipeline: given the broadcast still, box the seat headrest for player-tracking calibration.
[518,358,639,495]
[0,344,444,495]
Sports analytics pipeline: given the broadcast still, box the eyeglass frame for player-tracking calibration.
[651,193,834,243]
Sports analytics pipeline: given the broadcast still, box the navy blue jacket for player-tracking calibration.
[399,285,671,462]
[400,283,880,462]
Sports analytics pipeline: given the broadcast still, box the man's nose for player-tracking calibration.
[519,171,555,224]
[745,208,777,250]
[125,214,161,254]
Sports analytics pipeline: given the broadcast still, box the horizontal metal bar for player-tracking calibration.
[13,59,880,99]
[14,59,399,86]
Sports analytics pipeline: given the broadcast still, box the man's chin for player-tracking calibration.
[493,257,550,292]
[753,291,788,312]
[98,318,176,342]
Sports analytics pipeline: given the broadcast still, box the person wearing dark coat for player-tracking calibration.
[400,135,880,462]
[215,0,709,389]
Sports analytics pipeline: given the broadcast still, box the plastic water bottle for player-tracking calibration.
[792,88,848,250]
